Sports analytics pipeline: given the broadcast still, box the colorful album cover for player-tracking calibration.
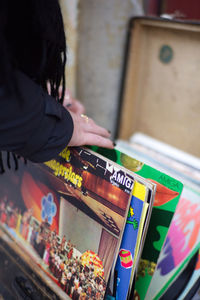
[89,146,183,300]
[117,138,200,300]
[115,181,148,300]
[145,186,200,299]
[0,147,136,300]
[115,139,199,300]
[177,250,200,300]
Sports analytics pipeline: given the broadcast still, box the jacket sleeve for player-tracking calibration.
[0,70,74,162]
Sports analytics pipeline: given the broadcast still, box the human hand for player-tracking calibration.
[56,86,113,148]
[68,111,114,149]
[62,88,85,115]
[47,82,85,114]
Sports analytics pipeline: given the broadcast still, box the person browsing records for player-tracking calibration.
[0,0,114,163]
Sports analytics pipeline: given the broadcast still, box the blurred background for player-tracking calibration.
[60,0,200,142]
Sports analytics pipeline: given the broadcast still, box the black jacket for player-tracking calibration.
[0,70,74,162]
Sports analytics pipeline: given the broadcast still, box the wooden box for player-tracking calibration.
[117,17,200,157]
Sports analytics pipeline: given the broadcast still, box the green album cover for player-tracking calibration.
[89,146,183,300]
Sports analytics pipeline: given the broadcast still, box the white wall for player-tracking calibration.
[60,0,144,136]
[60,0,79,95]
[77,0,143,137]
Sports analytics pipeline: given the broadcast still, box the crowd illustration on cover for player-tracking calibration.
[0,196,106,300]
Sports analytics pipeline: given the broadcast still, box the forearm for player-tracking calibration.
[0,70,74,162]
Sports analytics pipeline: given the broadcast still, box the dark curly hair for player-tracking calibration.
[0,0,67,103]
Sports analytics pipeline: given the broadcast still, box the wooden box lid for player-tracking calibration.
[118,17,200,157]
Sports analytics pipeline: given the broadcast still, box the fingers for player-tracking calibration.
[63,88,73,106]
[47,85,85,114]
[79,114,110,138]
[62,88,86,114]
[68,131,114,149]
[71,99,85,114]
[83,118,111,138]
[81,133,114,149]
[68,111,114,149]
